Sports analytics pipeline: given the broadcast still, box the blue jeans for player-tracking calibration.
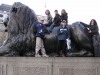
[49,24,55,32]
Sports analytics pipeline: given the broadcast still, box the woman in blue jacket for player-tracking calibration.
[56,20,70,57]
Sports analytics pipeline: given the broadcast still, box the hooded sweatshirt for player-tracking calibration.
[57,25,70,40]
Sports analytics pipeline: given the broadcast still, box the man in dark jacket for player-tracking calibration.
[35,17,48,57]
[49,10,61,32]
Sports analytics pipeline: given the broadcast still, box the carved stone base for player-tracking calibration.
[0,57,100,75]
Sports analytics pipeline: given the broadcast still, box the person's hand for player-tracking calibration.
[44,36,46,38]
[60,31,63,33]
[89,30,92,33]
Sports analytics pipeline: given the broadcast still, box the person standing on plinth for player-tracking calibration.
[56,20,71,57]
[35,17,49,57]
[80,19,99,56]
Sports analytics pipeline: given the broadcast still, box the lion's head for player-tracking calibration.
[0,2,38,56]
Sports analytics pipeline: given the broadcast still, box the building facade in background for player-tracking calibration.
[0,4,11,22]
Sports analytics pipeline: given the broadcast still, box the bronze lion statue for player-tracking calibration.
[1,2,93,57]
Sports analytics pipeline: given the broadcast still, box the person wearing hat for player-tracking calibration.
[49,10,61,32]
[35,17,49,57]
[56,20,71,57]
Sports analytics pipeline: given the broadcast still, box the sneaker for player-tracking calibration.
[55,54,60,57]
[35,54,41,57]
[61,54,65,57]
[42,54,49,57]
[68,49,72,52]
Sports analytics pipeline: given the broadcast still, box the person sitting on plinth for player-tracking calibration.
[45,10,53,26]
[49,10,61,32]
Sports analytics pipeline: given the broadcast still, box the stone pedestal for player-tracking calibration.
[0,57,100,75]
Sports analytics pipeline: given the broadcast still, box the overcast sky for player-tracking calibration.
[0,0,100,28]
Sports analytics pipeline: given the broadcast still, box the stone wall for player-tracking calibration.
[0,57,100,75]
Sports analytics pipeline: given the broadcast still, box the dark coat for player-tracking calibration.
[80,22,99,36]
[35,22,47,39]
[53,14,61,25]
[61,13,68,23]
